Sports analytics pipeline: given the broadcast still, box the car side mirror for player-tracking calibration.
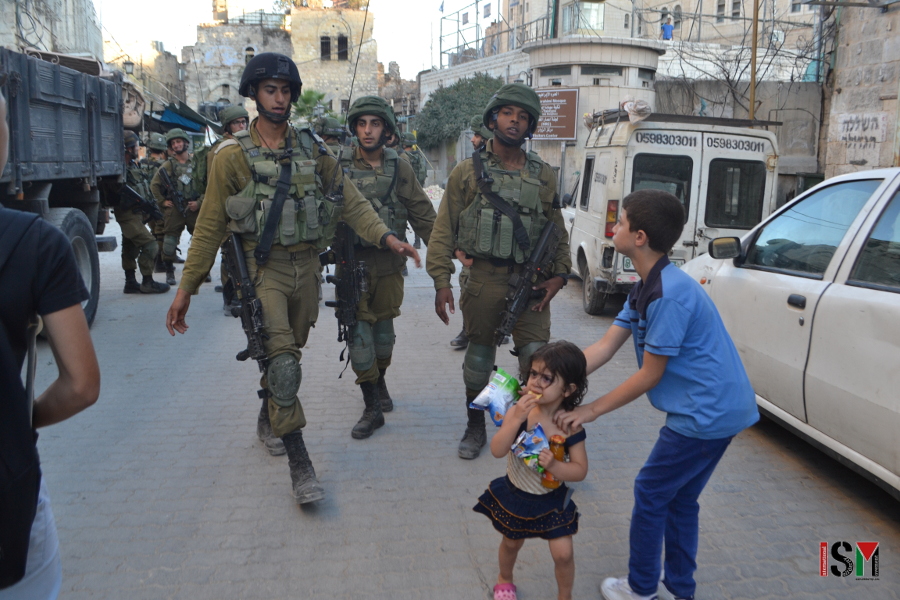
[708,237,742,259]
[561,193,573,207]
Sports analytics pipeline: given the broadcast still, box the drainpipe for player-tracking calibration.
[550,0,558,39]
[894,70,900,167]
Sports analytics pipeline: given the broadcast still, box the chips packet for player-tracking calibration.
[511,423,550,473]
[469,368,521,426]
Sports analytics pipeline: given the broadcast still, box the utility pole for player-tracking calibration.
[749,0,759,121]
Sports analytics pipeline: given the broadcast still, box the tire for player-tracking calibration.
[47,208,100,326]
[579,256,607,316]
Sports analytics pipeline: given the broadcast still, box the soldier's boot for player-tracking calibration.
[172,248,185,264]
[282,430,325,504]
[413,234,422,250]
[350,381,384,440]
[458,394,487,460]
[154,253,166,273]
[165,261,176,286]
[450,329,469,349]
[257,399,286,456]
[376,369,393,413]
[140,275,170,294]
[123,269,141,294]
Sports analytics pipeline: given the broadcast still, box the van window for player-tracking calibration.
[848,189,900,292]
[631,153,692,222]
[705,159,766,229]
[745,179,882,278]
[580,157,595,210]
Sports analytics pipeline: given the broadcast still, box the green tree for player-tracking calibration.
[291,89,326,121]
[416,72,505,150]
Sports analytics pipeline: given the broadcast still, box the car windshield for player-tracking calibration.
[632,154,692,223]
[745,179,883,277]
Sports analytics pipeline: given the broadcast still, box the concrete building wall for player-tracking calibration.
[822,8,900,178]
[290,6,378,113]
[0,0,102,60]
[104,40,187,108]
[181,23,292,111]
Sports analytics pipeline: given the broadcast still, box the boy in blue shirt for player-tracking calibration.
[660,17,674,40]
[556,189,758,600]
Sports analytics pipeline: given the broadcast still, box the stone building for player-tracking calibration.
[180,10,292,118]
[378,61,419,126]
[104,40,187,108]
[0,0,103,61]
[820,7,900,178]
[290,0,378,113]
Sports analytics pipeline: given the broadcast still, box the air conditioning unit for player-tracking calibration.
[770,29,785,45]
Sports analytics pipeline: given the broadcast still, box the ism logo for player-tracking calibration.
[820,541,879,579]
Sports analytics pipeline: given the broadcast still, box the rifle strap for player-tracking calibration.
[471,150,531,253]
[254,133,294,267]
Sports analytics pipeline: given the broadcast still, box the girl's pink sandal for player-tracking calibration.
[493,582,517,600]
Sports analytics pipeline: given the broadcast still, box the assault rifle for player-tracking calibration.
[319,220,368,368]
[121,184,164,223]
[156,166,189,217]
[221,232,269,373]
[494,221,562,346]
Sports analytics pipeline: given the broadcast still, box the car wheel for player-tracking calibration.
[579,256,607,316]
[48,207,100,326]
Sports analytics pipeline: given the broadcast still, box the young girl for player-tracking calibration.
[473,341,589,600]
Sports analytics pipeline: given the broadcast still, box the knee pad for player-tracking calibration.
[163,234,179,258]
[349,321,375,372]
[372,319,395,362]
[266,353,301,408]
[516,341,546,377]
[463,343,496,391]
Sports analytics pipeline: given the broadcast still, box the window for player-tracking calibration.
[581,65,623,76]
[580,157,595,210]
[848,190,900,292]
[340,99,349,114]
[245,47,255,64]
[320,36,331,60]
[562,1,605,34]
[541,65,572,77]
[661,6,670,21]
[624,13,630,28]
[717,0,725,22]
[745,180,883,277]
[673,5,682,28]
[791,0,802,11]
[732,0,741,19]
[638,68,655,81]
[337,35,348,60]
[221,83,230,96]
[705,160,766,229]
[631,154,693,222]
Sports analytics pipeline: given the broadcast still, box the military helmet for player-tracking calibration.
[165,128,190,145]
[482,83,542,135]
[219,105,249,129]
[238,52,302,103]
[317,116,345,137]
[147,132,168,152]
[401,131,417,147]
[123,130,140,148]
[347,96,397,136]
[469,114,492,139]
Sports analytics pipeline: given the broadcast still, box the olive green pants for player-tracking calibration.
[246,246,321,437]
[115,206,157,276]
[459,259,551,391]
[162,206,198,261]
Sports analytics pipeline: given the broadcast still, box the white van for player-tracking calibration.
[566,112,779,314]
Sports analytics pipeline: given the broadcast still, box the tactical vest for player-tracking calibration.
[163,158,199,202]
[340,147,407,249]
[224,127,338,250]
[408,150,427,186]
[124,163,151,209]
[457,149,550,264]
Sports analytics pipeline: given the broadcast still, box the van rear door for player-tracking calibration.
[695,133,775,255]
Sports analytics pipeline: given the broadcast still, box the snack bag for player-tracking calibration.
[511,423,550,474]
[469,368,521,426]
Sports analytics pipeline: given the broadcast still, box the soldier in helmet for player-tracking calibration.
[165,53,420,504]
[150,128,201,286]
[427,83,571,459]
[315,116,346,155]
[105,131,171,294]
[143,132,171,273]
[399,131,428,251]
[338,96,436,440]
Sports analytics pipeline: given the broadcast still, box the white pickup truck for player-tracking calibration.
[565,111,779,315]
[684,168,900,500]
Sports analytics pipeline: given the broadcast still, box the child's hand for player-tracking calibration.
[538,447,557,471]
[512,390,541,423]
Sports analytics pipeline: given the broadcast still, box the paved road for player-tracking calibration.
[31,218,900,599]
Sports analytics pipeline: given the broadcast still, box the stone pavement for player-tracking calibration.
[30,218,900,600]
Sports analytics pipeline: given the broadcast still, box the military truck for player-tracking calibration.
[566,110,780,315]
[1,47,122,325]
